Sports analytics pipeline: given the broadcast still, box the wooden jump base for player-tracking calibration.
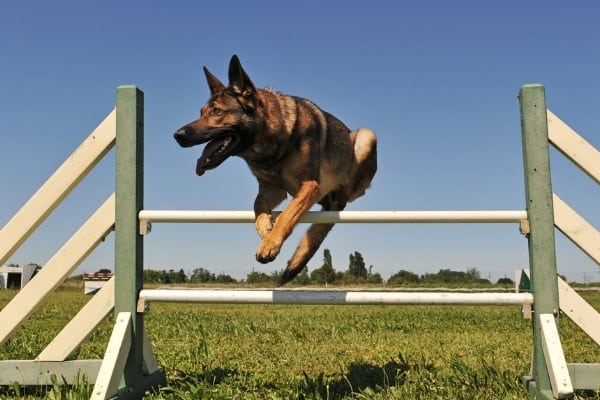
[2,84,600,400]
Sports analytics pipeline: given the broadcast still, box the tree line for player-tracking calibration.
[132,249,515,287]
[8,250,517,287]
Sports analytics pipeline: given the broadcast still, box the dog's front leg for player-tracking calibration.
[256,180,321,263]
[254,181,287,239]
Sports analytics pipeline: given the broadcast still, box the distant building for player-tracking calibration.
[83,272,113,295]
[0,264,37,289]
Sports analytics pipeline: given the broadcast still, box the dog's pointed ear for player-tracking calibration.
[228,54,255,97]
[203,66,226,95]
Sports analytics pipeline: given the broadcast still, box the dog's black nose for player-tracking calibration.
[173,129,188,146]
[173,128,185,140]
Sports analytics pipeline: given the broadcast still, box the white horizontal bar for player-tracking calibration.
[139,210,527,225]
[138,289,533,308]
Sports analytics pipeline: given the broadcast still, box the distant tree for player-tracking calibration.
[496,277,514,286]
[270,269,283,283]
[293,267,311,285]
[465,267,481,281]
[422,269,466,284]
[173,269,187,283]
[387,269,421,286]
[142,268,187,284]
[310,249,337,285]
[366,265,383,284]
[161,270,172,283]
[311,264,336,284]
[246,269,273,284]
[143,269,162,283]
[422,268,491,286]
[190,267,216,283]
[347,251,368,279]
[215,273,237,284]
[97,268,112,274]
[323,249,333,269]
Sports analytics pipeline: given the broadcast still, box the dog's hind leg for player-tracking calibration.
[278,194,345,286]
[347,128,377,203]
[279,221,335,286]
[279,129,377,285]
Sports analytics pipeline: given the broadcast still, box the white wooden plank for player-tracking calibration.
[0,194,115,346]
[539,313,574,399]
[37,277,115,361]
[558,277,600,347]
[553,193,600,265]
[91,312,132,400]
[0,360,101,385]
[0,109,116,266]
[547,109,600,185]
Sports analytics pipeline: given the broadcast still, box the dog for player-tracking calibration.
[173,55,377,286]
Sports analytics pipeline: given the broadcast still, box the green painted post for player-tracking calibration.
[519,84,560,399]
[115,85,145,387]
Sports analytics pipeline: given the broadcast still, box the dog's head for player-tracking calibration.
[173,55,259,176]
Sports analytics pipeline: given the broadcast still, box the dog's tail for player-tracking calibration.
[279,222,335,286]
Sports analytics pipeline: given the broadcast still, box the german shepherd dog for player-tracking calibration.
[174,55,377,285]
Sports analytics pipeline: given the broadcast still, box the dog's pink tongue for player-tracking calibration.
[195,159,206,176]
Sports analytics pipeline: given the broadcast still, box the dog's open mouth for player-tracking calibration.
[196,134,243,176]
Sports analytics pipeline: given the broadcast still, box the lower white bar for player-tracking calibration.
[138,289,533,306]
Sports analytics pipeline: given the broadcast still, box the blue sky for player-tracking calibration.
[1,2,599,283]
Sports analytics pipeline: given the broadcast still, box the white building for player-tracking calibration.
[0,264,37,289]
[83,272,113,295]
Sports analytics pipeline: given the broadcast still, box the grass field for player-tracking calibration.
[1,288,600,399]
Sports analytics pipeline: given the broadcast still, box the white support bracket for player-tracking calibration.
[91,312,132,400]
[539,313,574,399]
[89,311,163,400]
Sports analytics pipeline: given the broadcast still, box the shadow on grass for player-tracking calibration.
[297,353,435,399]
[160,353,435,399]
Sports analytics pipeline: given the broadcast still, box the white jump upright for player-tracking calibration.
[1,83,599,400]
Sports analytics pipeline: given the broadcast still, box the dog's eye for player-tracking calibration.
[210,107,223,116]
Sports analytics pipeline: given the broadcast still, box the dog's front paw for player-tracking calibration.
[255,213,273,239]
[255,235,282,263]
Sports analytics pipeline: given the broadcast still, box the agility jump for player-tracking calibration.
[0,84,599,399]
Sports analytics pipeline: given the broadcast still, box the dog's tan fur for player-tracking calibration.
[174,55,377,285]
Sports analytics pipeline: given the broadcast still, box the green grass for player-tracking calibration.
[1,289,600,399]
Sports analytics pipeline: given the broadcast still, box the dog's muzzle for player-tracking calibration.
[173,125,249,176]
[173,128,193,147]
